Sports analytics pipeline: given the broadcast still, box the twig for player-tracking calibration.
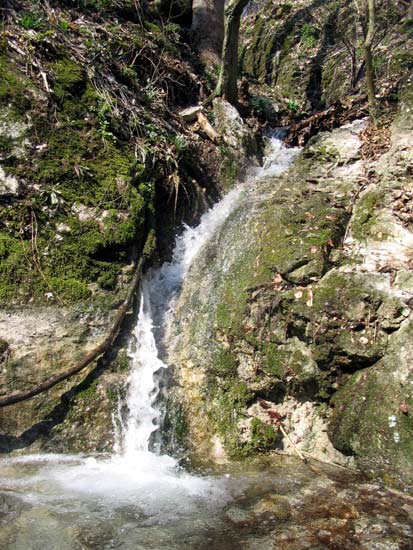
[278,422,322,475]
[300,450,360,473]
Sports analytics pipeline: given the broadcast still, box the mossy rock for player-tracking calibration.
[329,318,413,487]
[52,58,86,99]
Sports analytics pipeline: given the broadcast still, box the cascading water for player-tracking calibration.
[0,134,305,549]
[117,180,248,460]
[116,131,300,464]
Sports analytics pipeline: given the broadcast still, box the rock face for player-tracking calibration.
[0,303,129,453]
[240,0,412,116]
[213,97,263,190]
[168,81,413,488]
[327,79,413,485]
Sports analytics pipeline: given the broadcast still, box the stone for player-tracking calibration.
[179,106,203,122]
[252,494,292,520]
[0,167,20,196]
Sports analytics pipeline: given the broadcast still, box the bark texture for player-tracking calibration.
[216,0,250,105]
[192,0,225,65]
[363,0,377,120]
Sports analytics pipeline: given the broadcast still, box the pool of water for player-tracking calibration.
[1,452,412,550]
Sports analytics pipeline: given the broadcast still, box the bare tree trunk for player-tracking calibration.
[408,0,413,20]
[192,0,225,65]
[363,0,377,121]
[215,0,250,105]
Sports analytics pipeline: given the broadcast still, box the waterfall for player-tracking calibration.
[0,133,301,543]
[118,132,300,460]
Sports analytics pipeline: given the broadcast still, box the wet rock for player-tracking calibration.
[225,506,255,526]
[252,494,292,520]
[212,98,262,190]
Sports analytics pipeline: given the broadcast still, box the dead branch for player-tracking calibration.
[284,96,368,147]
[196,112,221,143]
[0,233,154,408]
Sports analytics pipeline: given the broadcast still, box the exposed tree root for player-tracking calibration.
[0,234,154,408]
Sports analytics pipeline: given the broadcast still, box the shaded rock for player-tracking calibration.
[179,105,203,122]
[329,316,413,487]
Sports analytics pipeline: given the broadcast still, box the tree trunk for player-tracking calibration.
[192,0,225,65]
[215,0,250,105]
[363,0,377,121]
[408,0,413,20]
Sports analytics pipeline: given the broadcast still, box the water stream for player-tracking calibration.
[1,136,413,549]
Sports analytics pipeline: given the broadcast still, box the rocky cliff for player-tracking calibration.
[168,78,413,489]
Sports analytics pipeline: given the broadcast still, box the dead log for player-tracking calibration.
[0,233,155,408]
[196,111,221,143]
[284,97,368,147]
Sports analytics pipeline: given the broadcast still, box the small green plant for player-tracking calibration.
[122,65,136,80]
[207,111,216,125]
[286,99,300,113]
[171,134,187,153]
[250,95,275,121]
[300,23,320,48]
[58,20,70,31]
[19,12,43,30]
[92,100,117,145]
[144,84,162,105]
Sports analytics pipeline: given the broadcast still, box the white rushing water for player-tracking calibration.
[117,131,300,461]
[0,133,300,522]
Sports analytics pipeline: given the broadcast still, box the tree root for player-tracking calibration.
[0,233,154,408]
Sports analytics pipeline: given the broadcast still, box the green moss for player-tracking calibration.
[0,72,154,305]
[113,349,130,372]
[0,55,33,114]
[52,58,86,99]
[351,190,384,241]
[48,277,91,301]
[208,378,254,458]
[77,379,99,401]
[260,342,287,376]
[210,347,237,375]
[207,374,278,457]
[250,418,278,451]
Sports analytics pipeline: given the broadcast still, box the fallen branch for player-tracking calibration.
[278,423,307,462]
[284,96,368,147]
[258,398,322,475]
[196,112,221,143]
[0,233,154,408]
